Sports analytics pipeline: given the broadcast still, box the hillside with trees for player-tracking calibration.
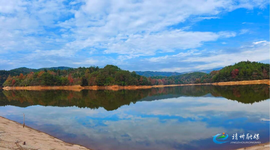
[0,67,72,86]
[0,68,35,86]
[1,61,269,87]
[139,61,269,84]
[211,61,269,82]
[2,65,150,86]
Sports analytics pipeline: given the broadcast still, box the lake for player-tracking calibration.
[0,85,269,150]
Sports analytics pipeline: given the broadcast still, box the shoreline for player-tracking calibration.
[0,116,90,150]
[2,79,270,91]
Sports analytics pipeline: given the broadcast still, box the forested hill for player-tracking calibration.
[135,71,182,77]
[151,61,269,84]
[1,61,269,87]
[0,67,72,86]
[212,61,269,82]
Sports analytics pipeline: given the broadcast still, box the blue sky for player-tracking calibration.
[0,0,269,72]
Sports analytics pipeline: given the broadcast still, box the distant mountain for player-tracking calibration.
[166,72,208,84]
[8,66,72,72]
[10,67,37,74]
[197,67,223,74]
[37,66,72,71]
[136,67,222,77]
[135,71,182,77]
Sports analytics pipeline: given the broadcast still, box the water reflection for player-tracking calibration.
[0,85,269,150]
[0,85,269,110]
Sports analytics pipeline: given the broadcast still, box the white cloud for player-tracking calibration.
[61,0,245,57]
[253,40,268,45]
[217,31,237,38]
[0,0,268,69]
[143,40,270,72]
[57,0,265,54]
[0,0,27,14]
[72,58,98,65]
[0,0,71,54]
[104,30,223,56]
[188,41,270,70]
[239,29,250,35]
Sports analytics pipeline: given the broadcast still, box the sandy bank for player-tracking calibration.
[0,116,90,150]
[3,85,83,91]
[2,79,270,91]
[236,142,270,150]
[211,79,270,86]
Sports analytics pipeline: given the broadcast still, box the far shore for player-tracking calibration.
[2,79,270,91]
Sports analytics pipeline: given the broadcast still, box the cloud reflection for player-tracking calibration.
[0,96,269,150]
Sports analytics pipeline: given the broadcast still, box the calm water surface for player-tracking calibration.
[0,85,269,150]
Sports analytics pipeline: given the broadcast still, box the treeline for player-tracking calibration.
[0,67,36,86]
[212,61,269,82]
[3,65,150,86]
[150,72,209,84]
[151,61,269,84]
[2,61,270,87]
[0,67,71,86]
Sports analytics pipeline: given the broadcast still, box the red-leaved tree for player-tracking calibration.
[12,79,16,86]
[68,74,74,85]
[231,69,239,78]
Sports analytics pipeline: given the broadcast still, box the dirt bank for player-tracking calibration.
[0,116,90,150]
[2,85,83,91]
[211,79,270,86]
[2,79,270,91]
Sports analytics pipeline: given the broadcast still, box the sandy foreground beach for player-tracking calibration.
[0,116,90,150]
[0,116,269,150]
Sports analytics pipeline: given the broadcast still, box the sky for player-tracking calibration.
[0,0,269,72]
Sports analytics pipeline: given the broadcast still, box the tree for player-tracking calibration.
[139,76,144,85]
[61,77,69,85]
[38,71,45,77]
[231,69,239,79]
[84,69,90,78]
[41,73,54,85]
[68,74,74,85]
[19,73,24,80]
[12,79,16,86]
[158,79,163,85]
[81,77,88,86]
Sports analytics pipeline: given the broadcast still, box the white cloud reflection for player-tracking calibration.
[0,96,269,150]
